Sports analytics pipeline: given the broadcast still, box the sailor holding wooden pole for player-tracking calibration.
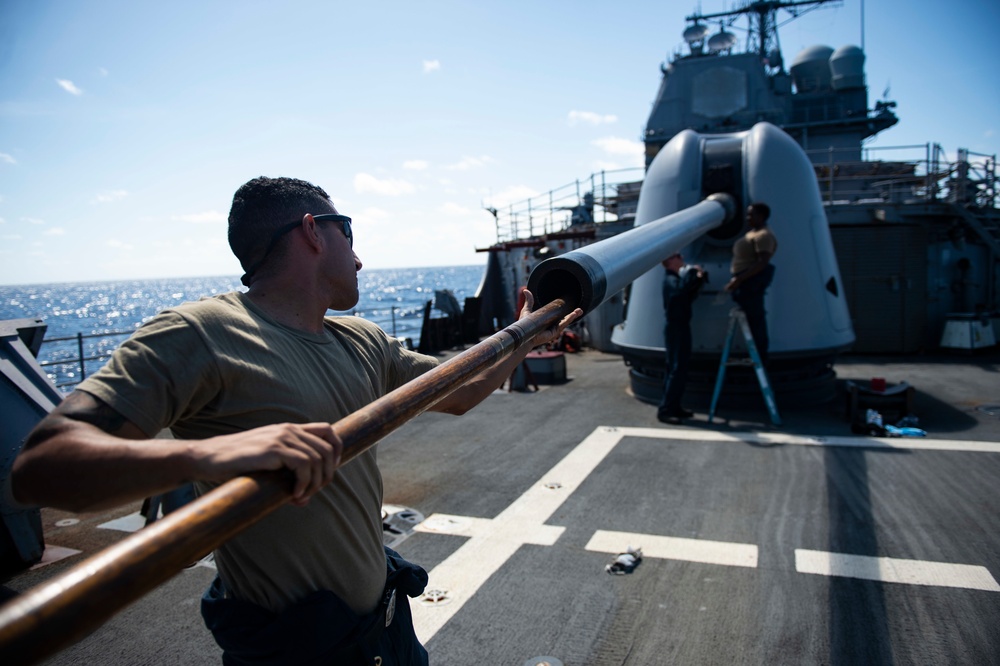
[3,176,581,666]
[1,179,735,665]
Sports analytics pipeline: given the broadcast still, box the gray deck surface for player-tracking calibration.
[4,348,1000,665]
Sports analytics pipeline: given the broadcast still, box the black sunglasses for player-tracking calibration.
[240,214,353,286]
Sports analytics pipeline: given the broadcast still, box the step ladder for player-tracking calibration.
[709,308,781,425]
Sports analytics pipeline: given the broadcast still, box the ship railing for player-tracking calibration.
[37,308,429,391]
[807,143,998,208]
[487,145,997,243]
[488,167,644,244]
[38,330,134,391]
[349,306,426,347]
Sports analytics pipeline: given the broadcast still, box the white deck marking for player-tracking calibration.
[586,530,758,568]
[411,426,622,642]
[409,425,1000,642]
[98,512,146,533]
[610,425,1000,454]
[796,549,1000,592]
[30,545,82,569]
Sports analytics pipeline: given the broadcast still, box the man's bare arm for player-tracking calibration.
[12,392,342,513]
[431,289,582,415]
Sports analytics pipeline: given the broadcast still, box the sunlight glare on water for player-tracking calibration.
[0,266,484,388]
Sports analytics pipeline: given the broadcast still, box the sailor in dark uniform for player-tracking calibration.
[658,252,707,425]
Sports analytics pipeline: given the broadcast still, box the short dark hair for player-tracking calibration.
[748,202,770,221]
[228,176,335,276]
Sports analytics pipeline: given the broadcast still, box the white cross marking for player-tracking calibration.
[410,426,1000,643]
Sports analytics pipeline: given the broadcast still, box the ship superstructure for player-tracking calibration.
[476,0,999,372]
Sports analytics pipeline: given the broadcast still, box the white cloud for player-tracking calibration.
[403,160,429,170]
[593,160,625,171]
[592,136,645,166]
[43,227,66,236]
[445,155,494,171]
[592,136,644,155]
[107,239,135,250]
[357,207,391,224]
[568,110,618,126]
[440,202,471,216]
[1,234,21,240]
[92,189,128,204]
[56,79,83,95]
[173,211,227,224]
[99,67,109,76]
[484,185,540,209]
[0,153,16,164]
[353,173,416,197]
[422,60,441,73]
[23,217,45,225]
[0,217,4,224]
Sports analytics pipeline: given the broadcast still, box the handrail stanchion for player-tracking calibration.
[75,332,85,381]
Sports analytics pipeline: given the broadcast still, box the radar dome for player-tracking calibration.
[683,23,709,43]
[790,45,834,93]
[707,29,737,53]
[830,45,866,90]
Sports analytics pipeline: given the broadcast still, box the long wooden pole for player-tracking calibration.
[0,298,573,666]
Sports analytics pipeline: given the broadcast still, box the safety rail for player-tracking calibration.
[806,143,998,208]
[486,167,644,244]
[38,330,133,389]
[37,307,432,390]
[486,144,997,246]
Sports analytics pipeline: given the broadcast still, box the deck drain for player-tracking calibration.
[977,404,1000,418]
[524,658,563,666]
[543,482,562,490]
[418,588,452,606]
[54,519,79,527]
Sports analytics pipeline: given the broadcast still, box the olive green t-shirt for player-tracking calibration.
[78,291,438,614]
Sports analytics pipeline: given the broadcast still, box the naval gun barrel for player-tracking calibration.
[0,298,575,666]
[527,193,737,314]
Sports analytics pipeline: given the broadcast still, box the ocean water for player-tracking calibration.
[0,265,484,389]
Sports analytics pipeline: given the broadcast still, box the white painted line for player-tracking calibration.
[186,553,217,570]
[611,426,1000,454]
[415,513,562,545]
[98,512,147,533]
[587,529,758,568]
[409,425,1000,643]
[30,545,82,570]
[795,549,1000,592]
[411,426,623,643]
[415,514,495,538]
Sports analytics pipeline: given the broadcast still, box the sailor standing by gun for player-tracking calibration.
[724,202,778,367]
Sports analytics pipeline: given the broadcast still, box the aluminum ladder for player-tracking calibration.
[708,308,781,425]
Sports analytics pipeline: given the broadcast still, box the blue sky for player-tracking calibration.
[1,0,997,285]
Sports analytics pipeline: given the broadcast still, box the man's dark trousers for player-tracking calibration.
[731,264,775,366]
[660,321,692,416]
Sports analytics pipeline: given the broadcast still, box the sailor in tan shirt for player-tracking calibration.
[13,176,582,664]
[725,202,778,365]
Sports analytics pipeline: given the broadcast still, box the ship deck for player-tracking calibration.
[4,347,1000,665]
